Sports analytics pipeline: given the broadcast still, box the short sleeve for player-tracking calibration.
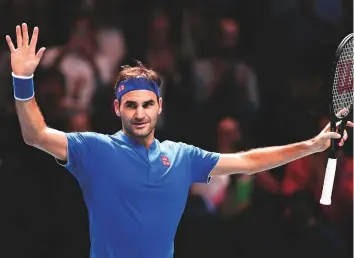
[57,132,100,179]
[183,144,220,184]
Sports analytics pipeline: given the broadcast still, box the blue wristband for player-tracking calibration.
[12,72,35,101]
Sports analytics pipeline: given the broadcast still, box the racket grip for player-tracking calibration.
[319,158,337,205]
[338,119,347,139]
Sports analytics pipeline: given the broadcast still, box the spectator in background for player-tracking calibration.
[280,114,329,198]
[35,68,68,131]
[39,14,98,111]
[147,8,171,50]
[216,118,253,216]
[90,27,126,134]
[146,46,195,143]
[189,117,252,217]
[66,110,92,132]
[40,12,127,113]
[279,117,330,227]
[95,27,126,85]
[193,18,260,141]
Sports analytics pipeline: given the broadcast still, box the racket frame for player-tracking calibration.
[320,33,353,205]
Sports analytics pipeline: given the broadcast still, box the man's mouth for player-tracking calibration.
[132,122,148,129]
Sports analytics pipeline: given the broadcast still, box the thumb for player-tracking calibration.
[322,132,341,140]
[36,47,46,60]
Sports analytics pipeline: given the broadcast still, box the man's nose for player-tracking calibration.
[135,106,145,120]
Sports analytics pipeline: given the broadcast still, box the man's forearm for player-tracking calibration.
[240,140,314,174]
[15,98,47,144]
[212,140,315,176]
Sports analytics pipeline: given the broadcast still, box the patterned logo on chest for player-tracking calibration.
[161,156,170,167]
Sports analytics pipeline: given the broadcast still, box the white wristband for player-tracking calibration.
[12,72,34,79]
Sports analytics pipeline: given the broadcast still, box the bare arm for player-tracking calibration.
[211,141,313,176]
[15,98,67,160]
[210,121,353,176]
[6,23,67,161]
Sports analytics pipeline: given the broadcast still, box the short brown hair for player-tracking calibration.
[114,61,162,93]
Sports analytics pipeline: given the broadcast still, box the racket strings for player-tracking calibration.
[332,36,353,118]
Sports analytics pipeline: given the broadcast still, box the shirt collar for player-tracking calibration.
[115,130,158,150]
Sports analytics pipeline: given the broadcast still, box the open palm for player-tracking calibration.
[5,23,45,77]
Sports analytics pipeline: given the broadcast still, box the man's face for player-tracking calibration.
[114,90,162,138]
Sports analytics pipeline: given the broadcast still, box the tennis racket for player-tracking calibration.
[319,33,353,205]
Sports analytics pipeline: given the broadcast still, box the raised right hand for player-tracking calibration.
[5,23,46,76]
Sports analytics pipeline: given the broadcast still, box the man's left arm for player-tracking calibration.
[210,121,353,176]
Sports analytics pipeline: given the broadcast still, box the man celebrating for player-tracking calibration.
[5,24,352,258]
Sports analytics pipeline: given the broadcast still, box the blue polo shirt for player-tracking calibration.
[60,130,220,258]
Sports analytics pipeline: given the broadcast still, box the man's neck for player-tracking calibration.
[139,136,154,149]
[123,129,155,149]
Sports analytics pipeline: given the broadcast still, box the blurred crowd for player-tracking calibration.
[0,0,352,258]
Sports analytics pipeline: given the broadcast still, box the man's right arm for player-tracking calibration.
[15,98,68,161]
[6,23,68,161]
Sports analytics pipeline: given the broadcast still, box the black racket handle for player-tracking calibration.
[329,118,346,158]
[338,118,348,140]
[329,121,337,158]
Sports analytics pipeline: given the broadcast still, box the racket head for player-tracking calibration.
[328,33,353,121]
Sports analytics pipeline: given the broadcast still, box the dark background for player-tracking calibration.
[0,0,352,257]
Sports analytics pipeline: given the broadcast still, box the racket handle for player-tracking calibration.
[320,158,337,205]
[337,118,347,139]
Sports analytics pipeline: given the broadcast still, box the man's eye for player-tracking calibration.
[143,102,154,108]
[126,103,136,108]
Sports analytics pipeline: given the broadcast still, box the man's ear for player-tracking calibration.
[114,99,121,117]
[158,97,163,115]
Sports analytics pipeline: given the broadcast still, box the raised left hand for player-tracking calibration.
[6,23,46,77]
[310,121,353,153]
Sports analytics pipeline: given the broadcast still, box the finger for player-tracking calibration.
[21,23,29,46]
[332,120,344,132]
[29,27,38,52]
[323,132,341,140]
[339,137,346,146]
[5,35,15,52]
[36,47,46,60]
[337,129,348,146]
[322,122,331,132]
[322,121,341,133]
[335,108,349,117]
[342,129,348,141]
[334,120,354,129]
[339,139,344,146]
[346,121,354,127]
[335,120,343,128]
[16,25,22,48]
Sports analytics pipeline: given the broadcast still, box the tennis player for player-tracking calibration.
[6,23,352,258]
